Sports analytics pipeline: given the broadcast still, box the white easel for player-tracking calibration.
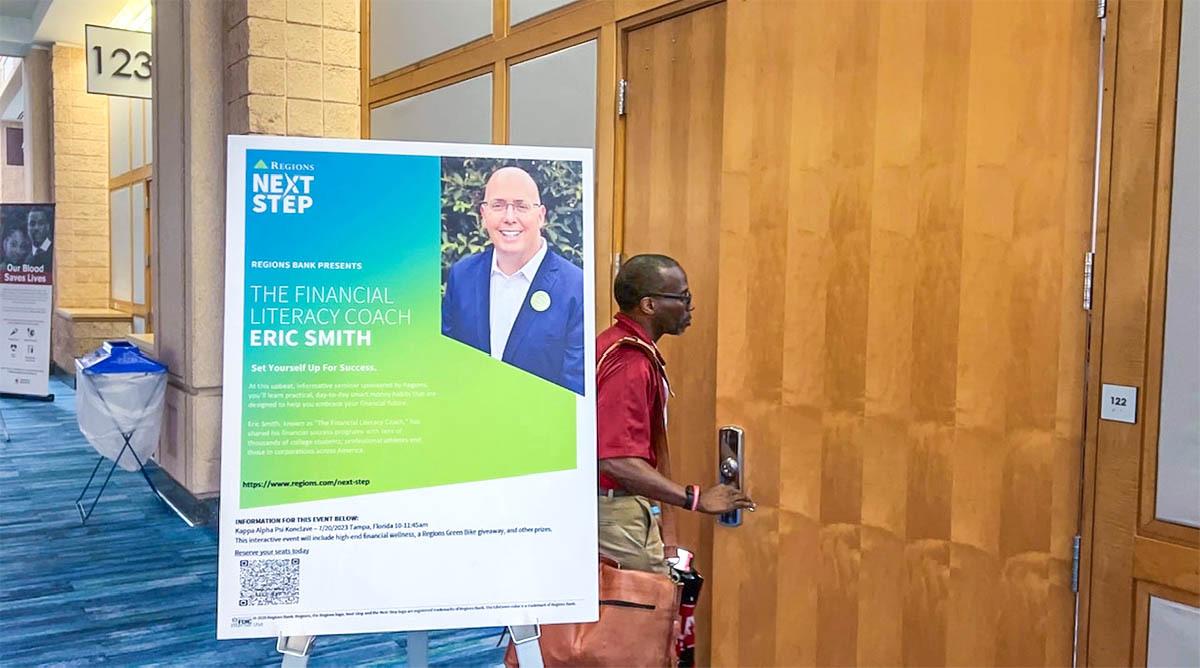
[276,624,544,667]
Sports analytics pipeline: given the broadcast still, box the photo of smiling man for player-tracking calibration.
[440,161,586,395]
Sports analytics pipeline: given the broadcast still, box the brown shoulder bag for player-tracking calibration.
[504,337,682,667]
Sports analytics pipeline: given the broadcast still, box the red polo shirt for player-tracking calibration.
[596,313,667,491]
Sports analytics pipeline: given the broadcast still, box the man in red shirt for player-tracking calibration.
[597,254,755,574]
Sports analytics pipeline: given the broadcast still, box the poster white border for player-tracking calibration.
[218,135,598,639]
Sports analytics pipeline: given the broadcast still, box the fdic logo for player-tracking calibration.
[250,158,315,214]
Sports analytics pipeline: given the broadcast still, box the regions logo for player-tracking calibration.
[250,157,316,214]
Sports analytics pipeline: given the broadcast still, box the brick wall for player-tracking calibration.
[52,309,131,372]
[50,44,109,309]
[225,0,360,138]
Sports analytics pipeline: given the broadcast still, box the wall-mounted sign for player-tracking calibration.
[85,24,152,100]
[1100,383,1139,424]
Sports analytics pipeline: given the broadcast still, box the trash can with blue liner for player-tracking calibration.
[74,340,167,523]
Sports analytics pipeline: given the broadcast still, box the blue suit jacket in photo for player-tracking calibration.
[441,246,585,395]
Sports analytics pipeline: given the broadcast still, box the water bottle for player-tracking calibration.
[667,547,704,667]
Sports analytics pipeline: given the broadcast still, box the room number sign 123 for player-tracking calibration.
[84,24,152,100]
[92,46,151,80]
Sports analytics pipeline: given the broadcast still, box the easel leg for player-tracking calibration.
[509,625,544,668]
[277,635,315,667]
[407,631,429,667]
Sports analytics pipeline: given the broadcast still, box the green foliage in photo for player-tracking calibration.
[440,157,584,288]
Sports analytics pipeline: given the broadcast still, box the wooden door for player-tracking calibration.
[709,0,1099,665]
[619,2,726,663]
[1079,0,1200,664]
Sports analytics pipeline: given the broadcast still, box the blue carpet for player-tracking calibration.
[0,377,507,667]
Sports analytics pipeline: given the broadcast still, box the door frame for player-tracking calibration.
[1077,0,1199,664]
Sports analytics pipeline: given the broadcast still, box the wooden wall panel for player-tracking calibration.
[710,1,1098,665]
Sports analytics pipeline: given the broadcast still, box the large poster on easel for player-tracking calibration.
[217,136,597,639]
[1,204,54,398]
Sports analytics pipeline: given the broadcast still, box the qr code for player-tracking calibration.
[239,558,300,606]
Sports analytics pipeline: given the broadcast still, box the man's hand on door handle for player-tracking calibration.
[697,484,756,514]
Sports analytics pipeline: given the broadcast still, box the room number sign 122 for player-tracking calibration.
[1100,384,1138,424]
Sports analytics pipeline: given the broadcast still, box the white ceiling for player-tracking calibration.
[1,0,131,57]
[0,0,39,20]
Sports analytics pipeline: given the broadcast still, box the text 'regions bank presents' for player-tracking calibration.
[217,135,597,639]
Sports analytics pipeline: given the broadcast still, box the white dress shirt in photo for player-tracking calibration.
[489,239,548,360]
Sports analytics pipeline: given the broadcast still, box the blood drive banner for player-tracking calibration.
[1,203,54,398]
[217,135,597,639]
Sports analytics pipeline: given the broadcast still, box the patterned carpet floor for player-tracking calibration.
[0,377,506,667]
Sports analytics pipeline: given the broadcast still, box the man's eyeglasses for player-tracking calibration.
[484,199,540,214]
[644,291,692,306]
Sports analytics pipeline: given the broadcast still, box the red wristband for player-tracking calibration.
[688,485,700,511]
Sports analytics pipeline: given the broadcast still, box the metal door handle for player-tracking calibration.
[717,426,744,527]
